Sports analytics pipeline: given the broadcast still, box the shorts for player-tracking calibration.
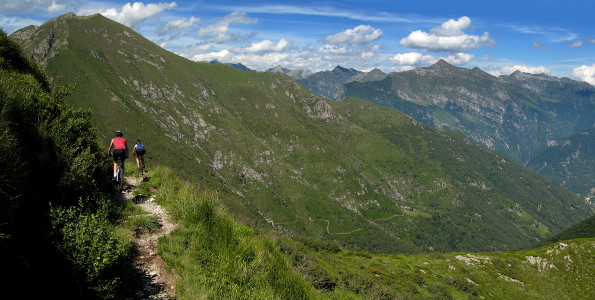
[135,149,146,156]
[113,149,126,161]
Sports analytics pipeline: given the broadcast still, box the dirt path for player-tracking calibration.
[121,177,178,299]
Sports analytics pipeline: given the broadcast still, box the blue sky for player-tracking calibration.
[1,0,594,84]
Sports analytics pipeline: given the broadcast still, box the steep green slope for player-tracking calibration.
[0,29,135,299]
[529,127,594,197]
[11,13,593,253]
[534,215,595,248]
[145,166,595,299]
[332,98,592,251]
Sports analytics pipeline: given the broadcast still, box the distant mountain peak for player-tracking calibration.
[332,65,349,72]
[332,65,360,74]
[429,59,455,70]
[269,65,284,72]
[210,59,250,71]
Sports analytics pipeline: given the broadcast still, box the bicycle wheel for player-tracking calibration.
[118,164,124,193]
[140,156,145,176]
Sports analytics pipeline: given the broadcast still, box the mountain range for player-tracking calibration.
[274,60,594,197]
[10,13,593,253]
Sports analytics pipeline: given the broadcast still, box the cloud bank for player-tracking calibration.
[198,11,258,43]
[573,64,595,85]
[502,65,551,75]
[323,25,383,45]
[94,2,177,28]
[399,16,495,52]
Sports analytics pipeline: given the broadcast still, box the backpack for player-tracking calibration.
[136,143,144,151]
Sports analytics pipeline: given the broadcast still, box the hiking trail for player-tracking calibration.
[118,176,178,299]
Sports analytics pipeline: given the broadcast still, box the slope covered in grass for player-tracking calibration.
[138,166,595,299]
[11,13,593,254]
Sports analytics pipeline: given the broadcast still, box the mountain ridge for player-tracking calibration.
[11,13,593,253]
[340,60,594,196]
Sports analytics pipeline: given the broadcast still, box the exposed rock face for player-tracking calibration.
[525,256,557,272]
[10,13,78,67]
[342,60,595,167]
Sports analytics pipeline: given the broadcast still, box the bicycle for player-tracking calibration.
[115,157,125,193]
[138,154,145,176]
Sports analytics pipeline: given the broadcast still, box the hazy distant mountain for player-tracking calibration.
[528,127,595,197]
[210,59,251,71]
[266,65,312,79]
[342,60,595,168]
[12,13,593,253]
[296,66,387,100]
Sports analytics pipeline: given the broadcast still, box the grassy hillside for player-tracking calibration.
[4,25,594,299]
[142,166,595,299]
[533,215,595,248]
[11,13,593,254]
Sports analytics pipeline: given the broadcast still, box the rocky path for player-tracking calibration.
[121,176,178,299]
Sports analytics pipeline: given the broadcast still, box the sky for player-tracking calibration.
[1,0,594,84]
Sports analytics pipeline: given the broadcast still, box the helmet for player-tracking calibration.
[116,131,123,137]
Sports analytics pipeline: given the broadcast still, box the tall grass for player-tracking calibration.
[140,167,318,299]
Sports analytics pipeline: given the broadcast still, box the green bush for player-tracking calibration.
[294,235,342,253]
[1,28,127,298]
[50,204,132,298]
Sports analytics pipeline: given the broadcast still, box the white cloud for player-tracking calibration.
[0,15,43,33]
[361,45,380,59]
[390,52,423,65]
[198,11,257,43]
[47,0,65,13]
[323,25,383,45]
[572,64,595,85]
[159,16,201,35]
[568,40,582,48]
[191,49,234,62]
[241,39,290,53]
[96,2,177,28]
[399,16,495,52]
[233,52,290,68]
[389,52,472,66]
[502,65,551,75]
[318,44,348,54]
[430,16,471,36]
[444,52,475,65]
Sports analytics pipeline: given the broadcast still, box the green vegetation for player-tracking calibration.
[529,127,595,197]
[341,61,595,197]
[137,167,318,299]
[1,28,156,299]
[533,215,595,248]
[2,27,594,298]
[138,166,595,299]
[10,13,593,254]
[282,237,595,299]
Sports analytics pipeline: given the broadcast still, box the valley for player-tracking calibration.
[2,12,595,298]
[10,13,593,254]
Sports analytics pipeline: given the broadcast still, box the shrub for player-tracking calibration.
[294,235,342,253]
[50,204,132,298]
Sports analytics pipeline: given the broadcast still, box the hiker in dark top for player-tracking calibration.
[132,139,146,168]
